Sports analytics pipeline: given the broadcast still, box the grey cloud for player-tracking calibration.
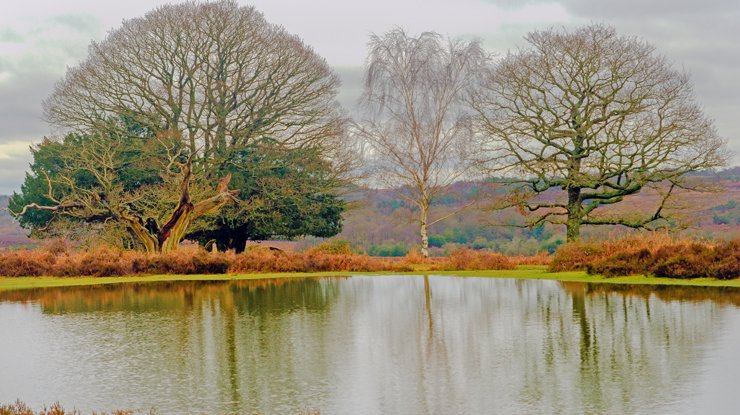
[0,29,24,43]
[334,66,365,115]
[0,153,33,195]
[0,72,56,139]
[0,67,62,194]
[48,14,103,36]
[0,13,100,194]
[0,12,104,144]
[485,0,738,18]
[0,71,51,194]
[482,0,740,161]
[560,0,737,18]
[0,68,58,195]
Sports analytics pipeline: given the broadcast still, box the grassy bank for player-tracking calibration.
[3,266,740,292]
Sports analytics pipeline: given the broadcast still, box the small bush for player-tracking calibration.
[550,241,608,272]
[562,237,740,280]
[151,247,231,275]
[0,250,53,277]
[711,240,740,279]
[404,249,427,265]
[649,244,710,279]
[306,239,355,255]
[550,233,676,272]
[41,238,70,256]
[586,248,652,277]
[440,248,514,271]
[508,252,552,266]
[650,241,740,280]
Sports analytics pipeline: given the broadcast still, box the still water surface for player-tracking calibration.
[1,276,740,414]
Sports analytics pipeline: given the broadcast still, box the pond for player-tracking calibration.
[1,276,740,414]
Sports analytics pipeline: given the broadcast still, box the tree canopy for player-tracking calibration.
[188,140,346,252]
[11,0,349,252]
[44,1,344,158]
[471,25,728,241]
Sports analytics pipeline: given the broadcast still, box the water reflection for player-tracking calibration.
[0,276,738,414]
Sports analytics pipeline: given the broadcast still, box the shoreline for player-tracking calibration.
[2,266,740,291]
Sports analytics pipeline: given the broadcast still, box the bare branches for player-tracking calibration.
[10,202,83,218]
[471,24,728,240]
[43,0,344,164]
[358,28,489,255]
[17,1,347,253]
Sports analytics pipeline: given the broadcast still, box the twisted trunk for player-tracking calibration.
[157,164,239,253]
[124,163,239,254]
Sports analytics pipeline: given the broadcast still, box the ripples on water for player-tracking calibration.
[1,276,740,414]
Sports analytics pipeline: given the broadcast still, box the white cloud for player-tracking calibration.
[0,141,34,160]
[249,0,570,65]
[0,141,34,194]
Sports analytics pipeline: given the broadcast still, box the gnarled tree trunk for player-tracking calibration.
[154,163,240,253]
[19,161,242,255]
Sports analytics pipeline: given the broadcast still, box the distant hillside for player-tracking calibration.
[690,166,740,181]
[2,168,739,253]
[337,173,740,255]
[0,196,35,248]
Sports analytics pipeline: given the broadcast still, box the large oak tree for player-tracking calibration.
[11,123,240,253]
[13,1,348,252]
[471,25,727,241]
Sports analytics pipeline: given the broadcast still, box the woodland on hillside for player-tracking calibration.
[4,171,739,256]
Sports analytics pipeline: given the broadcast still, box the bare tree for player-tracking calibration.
[15,1,347,252]
[470,25,728,241]
[357,29,488,256]
[45,1,343,161]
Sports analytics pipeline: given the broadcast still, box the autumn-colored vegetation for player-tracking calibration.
[4,179,740,257]
[551,235,740,280]
[0,239,555,277]
[0,400,145,415]
[1,235,737,280]
[440,248,513,271]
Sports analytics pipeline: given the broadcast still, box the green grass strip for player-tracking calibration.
[2,266,740,291]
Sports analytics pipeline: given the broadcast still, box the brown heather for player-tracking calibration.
[441,248,513,271]
[0,243,558,277]
[549,233,679,272]
[551,235,740,279]
[507,251,552,267]
[2,236,736,279]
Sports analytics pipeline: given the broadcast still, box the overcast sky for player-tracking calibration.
[0,0,738,194]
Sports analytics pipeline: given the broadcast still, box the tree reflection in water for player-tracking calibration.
[0,276,736,414]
